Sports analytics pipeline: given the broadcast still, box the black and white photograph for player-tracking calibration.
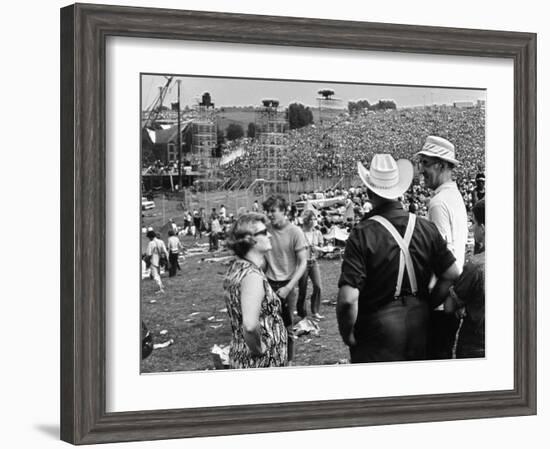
[140,74,486,372]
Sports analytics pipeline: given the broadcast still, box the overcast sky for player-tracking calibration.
[141,74,486,111]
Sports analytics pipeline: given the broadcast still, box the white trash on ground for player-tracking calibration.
[210,344,230,369]
[153,339,174,350]
[293,317,320,337]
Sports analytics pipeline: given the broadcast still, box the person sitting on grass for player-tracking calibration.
[223,213,288,369]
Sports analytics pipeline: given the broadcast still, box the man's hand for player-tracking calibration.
[276,286,290,299]
[343,332,357,348]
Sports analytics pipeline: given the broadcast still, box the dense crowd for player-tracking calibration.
[223,106,485,209]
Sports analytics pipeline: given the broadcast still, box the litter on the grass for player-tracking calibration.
[293,317,320,337]
[210,344,230,369]
[153,339,174,350]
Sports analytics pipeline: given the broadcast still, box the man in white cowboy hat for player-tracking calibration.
[416,136,469,359]
[336,154,460,363]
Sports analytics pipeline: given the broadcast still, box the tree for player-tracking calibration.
[225,123,244,141]
[370,100,397,111]
[247,122,256,138]
[288,102,314,130]
[348,99,371,115]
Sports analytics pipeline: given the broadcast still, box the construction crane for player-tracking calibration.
[142,76,174,130]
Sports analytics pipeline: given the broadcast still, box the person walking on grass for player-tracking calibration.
[297,210,324,321]
[209,213,222,251]
[146,230,168,294]
[167,229,183,277]
[263,195,308,364]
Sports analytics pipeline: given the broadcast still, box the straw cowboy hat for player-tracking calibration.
[415,135,459,165]
[357,154,413,200]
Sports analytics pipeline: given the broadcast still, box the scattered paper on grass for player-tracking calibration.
[293,317,320,337]
[210,344,230,369]
[189,312,200,316]
[149,299,157,304]
[184,318,194,322]
[160,330,168,335]
[209,324,223,329]
[153,339,174,350]
[218,308,227,313]
[214,318,225,322]
[207,316,215,321]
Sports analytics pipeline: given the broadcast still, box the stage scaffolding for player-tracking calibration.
[191,104,219,179]
[254,100,288,185]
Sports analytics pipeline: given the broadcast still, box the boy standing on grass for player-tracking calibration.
[263,195,308,364]
[445,199,486,358]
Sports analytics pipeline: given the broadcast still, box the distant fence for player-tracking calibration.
[144,174,362,214]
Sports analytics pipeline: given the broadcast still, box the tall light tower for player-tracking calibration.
[177,79,182,190]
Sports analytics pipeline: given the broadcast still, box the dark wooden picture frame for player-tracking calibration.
[60,3,537,445]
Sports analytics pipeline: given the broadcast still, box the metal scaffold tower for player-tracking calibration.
[255,99,288,183]
[317,88,342,124]
[191,92,218,179]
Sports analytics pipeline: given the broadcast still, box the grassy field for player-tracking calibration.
[141,244,349,373]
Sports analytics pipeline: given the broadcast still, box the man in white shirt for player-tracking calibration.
[146,230,168,294]
[416,135,469,359]
[219,204,227,222]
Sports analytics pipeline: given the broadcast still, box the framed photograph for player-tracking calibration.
[60,3,536,444]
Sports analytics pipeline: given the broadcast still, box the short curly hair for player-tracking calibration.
[226,212,268,258]
[472,198,485,226]
[262,195,287,213]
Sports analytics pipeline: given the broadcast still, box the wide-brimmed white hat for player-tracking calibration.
[357,154,413,199]
[415,135,459,165]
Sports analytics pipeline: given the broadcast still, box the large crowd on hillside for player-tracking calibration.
[223,105,485,212]
[227,107,483,173]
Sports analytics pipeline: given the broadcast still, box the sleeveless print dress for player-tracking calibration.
[223,259,288,369]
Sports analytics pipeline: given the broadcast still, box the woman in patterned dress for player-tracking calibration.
[223,213,288,368]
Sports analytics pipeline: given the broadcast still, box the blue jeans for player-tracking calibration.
[297,260,322,317]
[268,279,297,362]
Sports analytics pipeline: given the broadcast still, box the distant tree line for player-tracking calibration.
[348,99,397,114]
[287,102,314,129]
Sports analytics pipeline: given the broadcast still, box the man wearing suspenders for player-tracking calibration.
[336,154,460,363]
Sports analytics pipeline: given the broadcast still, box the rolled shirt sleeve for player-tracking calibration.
[338,230,366,290]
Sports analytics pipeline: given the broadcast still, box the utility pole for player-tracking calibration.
[177,79,182,191]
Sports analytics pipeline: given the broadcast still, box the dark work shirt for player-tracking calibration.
[453,251,485,357]
[338,201,456,315]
